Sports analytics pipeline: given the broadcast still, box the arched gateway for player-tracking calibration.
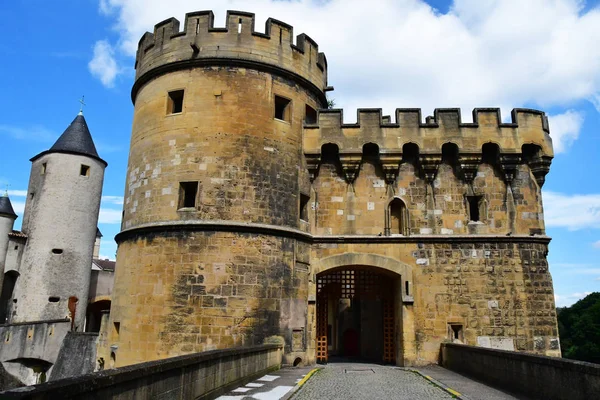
[313,254,413,365]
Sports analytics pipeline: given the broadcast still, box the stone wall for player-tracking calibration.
[308,238,558,365]
[441,343,600,400]
[109,231,308,367]
[0,320,71,385]
[16,152,105,328]
[0,344,282,400]
[50,332,98,381]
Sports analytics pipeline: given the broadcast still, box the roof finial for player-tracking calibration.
[78,95,86,115]
[2,184,9,197]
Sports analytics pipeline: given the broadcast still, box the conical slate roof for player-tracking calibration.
[0,194,17,219]
[30,113,107,166]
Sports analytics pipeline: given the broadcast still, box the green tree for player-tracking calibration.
[557,292,600,364]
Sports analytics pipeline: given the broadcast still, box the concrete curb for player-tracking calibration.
[281,367,320,400]
[398,368,471,400]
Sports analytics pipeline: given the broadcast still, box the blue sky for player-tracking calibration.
[1,0,600,307]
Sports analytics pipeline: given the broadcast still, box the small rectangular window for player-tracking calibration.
[179,182,198,209]
[300,193,310,221]
[168,90,184,114]
[304,105,317,124]
[405,281,410,296]
[80,165,90,176]
[467,196,482,222]
[274,95,291,122]
[449,324,463,342]
[113,322,120,335]
[41,163,47,175]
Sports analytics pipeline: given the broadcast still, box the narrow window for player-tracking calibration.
[300,193,310,221]
[14,246,18,250]
[51,249,63,254]
[279,28,283,44]
[113,322,120,335]
[405,281,410,296]
[449,324,463,342]
[238,18,242,34]
[305,105,317,124]
[274,95,291,122]
[467,196,482,222]
[41,163,47,175]
[195,19,200,34]
[80,165,90,176]
[167,90,184,114]
[179,182,198,209]
[388,198,407,235]
[48,296,60,303]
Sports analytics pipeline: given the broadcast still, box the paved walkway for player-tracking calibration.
[216,366,312,400]
[417,365,522,400]
[293,362,454,400]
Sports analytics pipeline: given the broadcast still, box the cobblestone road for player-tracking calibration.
[293,363,454,400]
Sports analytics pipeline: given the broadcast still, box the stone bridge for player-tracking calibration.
[1,343,598,399]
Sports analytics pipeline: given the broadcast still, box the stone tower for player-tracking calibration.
[12,113,106,330]
[108,10,558,368]
[107,10,327,366]
[0,193,18,295]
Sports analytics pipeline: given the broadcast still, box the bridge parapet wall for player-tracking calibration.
[0,344,282,399]
[441,343,600,400]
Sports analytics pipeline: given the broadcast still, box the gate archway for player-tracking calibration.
[316,266,399,364]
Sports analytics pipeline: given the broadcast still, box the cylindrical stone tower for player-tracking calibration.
[107,11,327,366]
[13,113,106,330]
[0,193,18,293]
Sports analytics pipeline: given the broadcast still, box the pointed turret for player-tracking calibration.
[0,192,17,219]
[30,113,107,166]
[0,193,18,300]
[14,111,106,329]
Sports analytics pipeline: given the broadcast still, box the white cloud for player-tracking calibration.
[543,191,600,230]
[88,40,119,88]
[99,254,116,261]
[99,208,122,224]
[594,241,600,249]
[101,195,124,205]
[0,125,55,142]
[7,190,27,197]
[555,291,593,308]
[548,110,585,153]
[11,201,25,214]
[95,0,600,135]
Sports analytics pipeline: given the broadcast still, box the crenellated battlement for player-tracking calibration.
[304,107,553,186]
[133,10,328,103]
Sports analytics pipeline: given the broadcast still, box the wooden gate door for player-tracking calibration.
[316,291,328,363]
[382,293,395,364]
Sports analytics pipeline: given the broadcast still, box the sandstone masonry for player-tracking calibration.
[104,10,558,368]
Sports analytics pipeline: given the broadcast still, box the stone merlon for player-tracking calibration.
[133,10,328,104]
